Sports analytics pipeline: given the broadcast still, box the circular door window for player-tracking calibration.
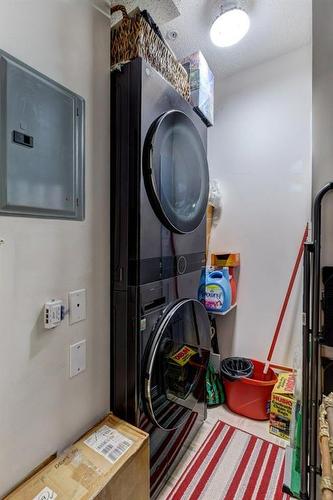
[143,110,209,234]
[144,299,211,431]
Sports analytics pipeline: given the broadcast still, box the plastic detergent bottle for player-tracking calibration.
[229,268,237,305]
[199,267,231,313]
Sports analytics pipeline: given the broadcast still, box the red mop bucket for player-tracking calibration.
[223,360,277,420]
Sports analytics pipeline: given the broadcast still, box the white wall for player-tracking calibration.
[0,1,110,495]
[208,46,312,367]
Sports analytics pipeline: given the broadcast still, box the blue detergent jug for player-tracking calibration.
[198,267,232,313]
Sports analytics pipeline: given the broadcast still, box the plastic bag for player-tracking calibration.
[208,178,222,208]
[206,362,225,406]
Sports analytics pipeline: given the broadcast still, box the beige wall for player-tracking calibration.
[0,1,110,495]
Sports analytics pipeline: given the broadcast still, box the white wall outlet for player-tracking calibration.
[68,289,87,325]
[69,340,86,378]
[44,299,64,329]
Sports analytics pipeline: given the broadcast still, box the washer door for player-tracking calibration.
[144,299,210,431]
[143,110,209,234]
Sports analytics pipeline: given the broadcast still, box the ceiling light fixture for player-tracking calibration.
[210,1,250,47]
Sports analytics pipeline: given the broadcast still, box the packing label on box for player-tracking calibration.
[33,486,57,500]
[84,425,133,464]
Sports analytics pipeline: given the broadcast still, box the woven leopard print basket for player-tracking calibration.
[111,4,190,101]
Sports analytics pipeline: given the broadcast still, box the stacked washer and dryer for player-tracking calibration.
[111,58,211,498]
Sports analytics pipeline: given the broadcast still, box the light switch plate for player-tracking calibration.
[70,340,86,378]
[69,289,86,325]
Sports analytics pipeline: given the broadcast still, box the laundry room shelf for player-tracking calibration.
[208,303,237,316]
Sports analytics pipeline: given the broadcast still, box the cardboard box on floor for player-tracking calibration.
[270,372,296,441]
[5,414,149,500]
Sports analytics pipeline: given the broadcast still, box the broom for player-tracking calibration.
[263,224,309,375]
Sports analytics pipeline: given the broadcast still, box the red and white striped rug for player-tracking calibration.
[167,420,289,500]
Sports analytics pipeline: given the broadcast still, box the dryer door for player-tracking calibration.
[144,299,210,431]
[143,110,209,234]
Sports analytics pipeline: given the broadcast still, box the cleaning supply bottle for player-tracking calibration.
[221,267,232,311]
[229,267,237,305]
[199,267,231,313]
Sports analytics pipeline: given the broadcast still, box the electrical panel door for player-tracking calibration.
[0,50,85,220]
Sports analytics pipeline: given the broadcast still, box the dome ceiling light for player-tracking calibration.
[210,1,250,47]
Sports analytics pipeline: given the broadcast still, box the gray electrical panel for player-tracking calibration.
[0,50,85,220]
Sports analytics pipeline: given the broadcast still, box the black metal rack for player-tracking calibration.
[301,182,333,499]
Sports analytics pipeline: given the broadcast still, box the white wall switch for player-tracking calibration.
[68,289,87,325]
[69,340,86,377]
[44,299,64,329]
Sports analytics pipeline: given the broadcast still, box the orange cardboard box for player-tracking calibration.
[211,253,240,267]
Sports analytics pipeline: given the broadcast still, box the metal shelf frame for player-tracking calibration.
[301,182,333,499]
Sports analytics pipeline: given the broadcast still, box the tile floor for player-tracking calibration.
[157,404,287,499]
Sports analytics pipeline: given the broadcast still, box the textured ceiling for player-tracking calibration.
[108,0,181,24]
[161,0,312,79]
[104,0,312,79]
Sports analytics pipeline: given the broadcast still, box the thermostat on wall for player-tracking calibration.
[44,299,64,329]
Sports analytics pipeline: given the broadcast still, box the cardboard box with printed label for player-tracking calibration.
[269,373,296,441]
[181,51,214,127]
[5,414,149,500]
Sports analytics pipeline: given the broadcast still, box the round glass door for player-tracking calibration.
[144,299,211,431]
[143,110,209,234]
